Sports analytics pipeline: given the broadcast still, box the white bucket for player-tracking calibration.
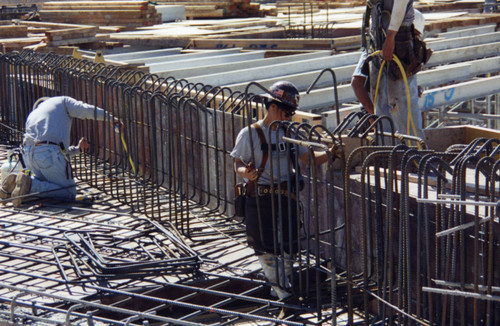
[0,151,23,184]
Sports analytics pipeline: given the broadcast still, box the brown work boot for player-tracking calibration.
[11,173,31,207]
[0,173,17,201]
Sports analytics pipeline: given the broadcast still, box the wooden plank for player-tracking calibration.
[42,1,149,6]
[425,13,500,31]
[39,10,155,20]
[18,21,93,29]
[200,19,279,30]
[0,37,44,45]
[154,1,239,6]
[185,9,226,18]
[47,36,99,46]
[0,25,28,38]
[190,36,359,50]
[156,0,248,3]
[45,26,97,40]
[1,37,44,52]
[42,4,149,10]
[185,5,218,10]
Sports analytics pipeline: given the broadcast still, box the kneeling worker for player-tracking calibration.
[0,96,116,207]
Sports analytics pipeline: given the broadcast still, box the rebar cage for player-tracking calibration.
[0,50,499,325]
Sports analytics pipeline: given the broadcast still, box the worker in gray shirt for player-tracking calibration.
[0,96,115,207]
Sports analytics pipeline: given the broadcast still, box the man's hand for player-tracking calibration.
[234,158,259,181]
[78,137,89,152]
[382,30,397,62]
[245,164,260,181]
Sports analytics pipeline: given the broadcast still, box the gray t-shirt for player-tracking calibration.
[230,120,307,185]
[371,0,414,34]
[23,96,109,155]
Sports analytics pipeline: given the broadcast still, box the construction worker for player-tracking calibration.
[351,1,431,141]
[231,81,331,300]
[0,96,116,207]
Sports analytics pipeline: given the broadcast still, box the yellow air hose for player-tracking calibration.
[370,50,421,149]
[115,125,136,175]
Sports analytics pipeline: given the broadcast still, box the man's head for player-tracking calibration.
[264,81,300,118]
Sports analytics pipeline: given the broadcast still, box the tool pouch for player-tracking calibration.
[389,25,433,81]
[234,182,247,218]
[289,173,304,192]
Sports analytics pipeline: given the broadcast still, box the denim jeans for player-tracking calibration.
[23,145,76,200]
[370,62,425,140]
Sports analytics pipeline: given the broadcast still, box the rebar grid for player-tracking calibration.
[1,49,499,326]
[0,51,341,325]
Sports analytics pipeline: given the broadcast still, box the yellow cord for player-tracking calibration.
[370,50,420,149]
[120,131,136,175]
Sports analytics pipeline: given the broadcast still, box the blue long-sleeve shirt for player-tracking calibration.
[23,96,109,156]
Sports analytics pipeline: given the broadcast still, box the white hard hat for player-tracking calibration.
[414,9,425,35]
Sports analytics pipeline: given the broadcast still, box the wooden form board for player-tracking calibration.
[189,35,360,50]
[39,1,161,28]
[155,0,261,18]
[1,37,44,52]
[42,1,150,6]
[0,25,28,38]
[425,13,500,31]
[45,27,98,41]
[40,10,157,20]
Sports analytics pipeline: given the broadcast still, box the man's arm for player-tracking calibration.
[64,96,111,121]
[234,158,259,181]
[351,75,374,114]
[382,0,410,62]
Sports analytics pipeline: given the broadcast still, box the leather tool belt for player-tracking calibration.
[255,184,297,200]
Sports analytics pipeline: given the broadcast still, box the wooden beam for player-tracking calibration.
[1,37,44,52]
[186,9,226,18]
[45,27,98,41]
[47,37,99,46]
[18,21,94,29]
[189,36,360,50]
[0,25,28,38]
[39,10,156,20]
[42,1,149,6]
[42,4,149,10]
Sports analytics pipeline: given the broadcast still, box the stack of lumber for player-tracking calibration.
[415,0,486,12]
[23,21,101,47]
[0,21,42,53]
[0,21,110,53]
[424,12,500,31]
[154,0,263,19]
[315,0,366,9]
[0,23,29,39]
[39,1,162,29]
[45,26,99,47]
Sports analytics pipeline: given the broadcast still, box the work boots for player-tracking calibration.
[11,173,31,207]
[257,253,292,300]
[0,173,17,201]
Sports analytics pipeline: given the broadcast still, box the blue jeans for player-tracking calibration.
[370,62,424,140]
[23,145,76,200]
[353,50,425,140]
